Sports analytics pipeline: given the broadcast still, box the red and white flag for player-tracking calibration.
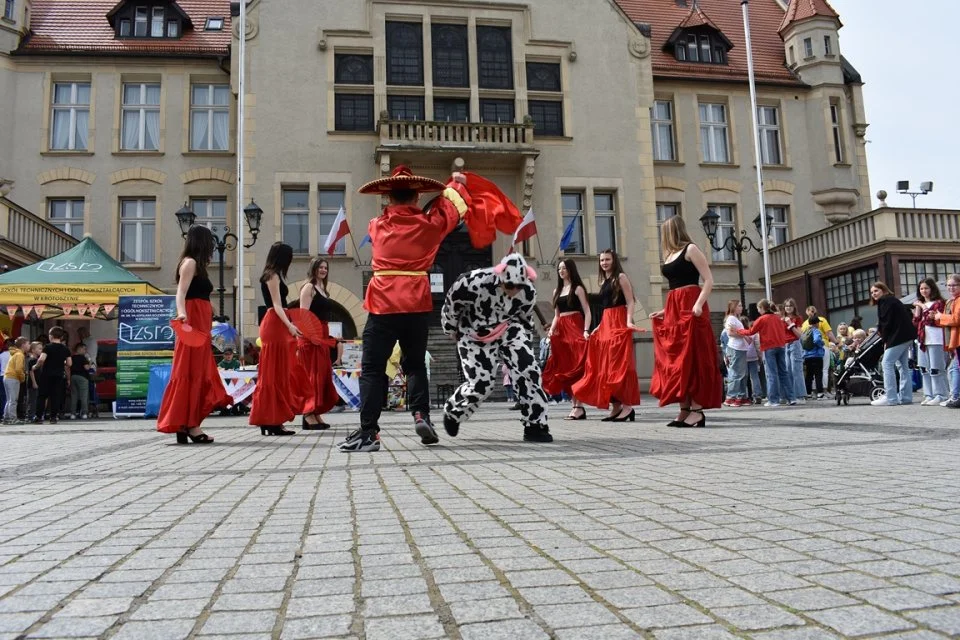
[512,208,537,245]
[323,206,350,255]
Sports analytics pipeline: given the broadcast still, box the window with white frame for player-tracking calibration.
[560,191,585,255]
[281,188,309,255]
[119,198,156,264]
[830,101,844,163]
[594,192,617,253]
[50,82,90,151]
[3,0,14,20]
[656,203,679,258]
[758,105,782,165]
[824,35,833,55]
[765,205,790,246]
[190,197,227,236]
[699,103,729,163]
[318,188,347,255]
[134,6,147,36]
[898,261,960,297]
[150,7,164,37]
[48,199,84,239]
[190,84,230,151]
[803,37,813,58]
[706,204,736,262]
[651,100,676,161]
[121,82,161,151]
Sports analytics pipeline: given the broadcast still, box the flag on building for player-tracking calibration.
[323,206,350,254]
[358,233,372,249]
[512,208,537,245]
[559,215,578,250]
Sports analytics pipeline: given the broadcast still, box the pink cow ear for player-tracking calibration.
[493,263,507,275]
[525,266,538,281]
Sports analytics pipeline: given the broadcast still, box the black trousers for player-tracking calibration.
[36,375,66,420]
[359,312,430,432]
[804,357,824,394]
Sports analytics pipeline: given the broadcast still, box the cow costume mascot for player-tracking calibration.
[441,252,553,443]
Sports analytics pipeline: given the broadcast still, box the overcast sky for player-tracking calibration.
[828,0,958,210]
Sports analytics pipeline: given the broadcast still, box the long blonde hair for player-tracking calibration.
[660,215,692,259]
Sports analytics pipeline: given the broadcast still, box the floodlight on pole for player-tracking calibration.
[896,180,933,208]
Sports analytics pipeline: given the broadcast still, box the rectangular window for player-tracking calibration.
[758,105,782,165]
[594,192,617,253]
[318,188,347,256]
[121,82,161,151]
[334,94,374,131]
[529,100,563,136]
[151,7,164,37]
[765,205,790,246]
[119,198,156,264]
[431,23,468,88]
[281,188,309,255]
[190,197,227,237]
[788,45,795,65]
[560,191,585,255]
[4,0,15,19]
[526,62,561,92]
[387,95,424,121]
[898,261,960,297]
[50,82,90,151]
[134,6,147,36]
[651,99,676,161]
[480,98,514,124]
[433,98,469,122]
[656,203,679,258]
[385,21,423,86]
[476,25,513,89]
[803,37,814,58]
[824,35,833,56]
[699,35,712,63]
[166,20,179,38]
[826,266,879,328]
[706,204,736,262]
[48,199,84,239]
[190,84,230,151]
[699,102,729,163]
[119,19,131,36]
[830,102,844,163]
[334,53,373,85]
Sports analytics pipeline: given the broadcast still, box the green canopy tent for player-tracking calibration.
[0,237,164,319]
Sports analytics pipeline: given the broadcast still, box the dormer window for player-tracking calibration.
[109,1,192,39]
[205,17,224,31]
[675,32,727,64]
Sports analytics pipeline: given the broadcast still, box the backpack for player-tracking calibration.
[800,327,816,351]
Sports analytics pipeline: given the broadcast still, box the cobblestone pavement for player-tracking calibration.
[1,398,960,639]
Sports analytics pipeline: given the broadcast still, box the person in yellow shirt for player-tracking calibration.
[801,306,837,395]
[3,337,29,424]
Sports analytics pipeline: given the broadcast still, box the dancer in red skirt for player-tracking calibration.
[249,242,308,436]
[157,226,233,443]
[650,215,723,427]
[543,259,591,419]
[572,249,641,421]
[297,257,339,430]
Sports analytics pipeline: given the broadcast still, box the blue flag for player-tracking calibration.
[559,216,578,250]
[358,233,371,249]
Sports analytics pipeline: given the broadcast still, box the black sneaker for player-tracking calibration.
[947,398,960,409]
[338,430,380,452]
[443,414,459,438]
[523,425,553,443]
[414,412,439,445]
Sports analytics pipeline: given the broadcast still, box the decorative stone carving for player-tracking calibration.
[629,34,650,59]
[853,123,869,138]
[813,188,859,224]
[522,157,536,210]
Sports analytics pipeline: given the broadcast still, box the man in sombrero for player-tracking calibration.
[337,166,473,452]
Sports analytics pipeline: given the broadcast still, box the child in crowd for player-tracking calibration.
[69,343,92,419]
[218,348,241,370]
[738,300,795,407]
[25,342,42,422]
[802,316,826,399]
[3,337,28,424]
[743,317,763,404]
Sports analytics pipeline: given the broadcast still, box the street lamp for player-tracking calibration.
[700,208,772,311]
[896,180,933,208]
[175,199,263,323]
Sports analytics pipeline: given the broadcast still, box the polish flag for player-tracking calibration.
[323,206,350,255]
[512,208,537,245]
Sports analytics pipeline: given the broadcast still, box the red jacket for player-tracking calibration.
[783,314,803,344]
[738,313,787,351]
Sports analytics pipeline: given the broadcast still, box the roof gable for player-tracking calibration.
[106,0,194,30]
[779,0,842,33]
[665,3,733,50]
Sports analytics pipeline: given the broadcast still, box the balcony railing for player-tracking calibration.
[378,119,536,151]
[771,208,960,275]
[0,199,78,260]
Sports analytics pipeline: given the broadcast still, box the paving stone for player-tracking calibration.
[129,599,207,620]
[852,586,951,611]
[533,602,621,627]
[58,597,134,617]
[110,619,195,640]
[362,593,435,617]
[557,625,643,640]
[200,610,278,634]
[279,614,352,639]
[766,586,859,611]
[517,586,595,605]
[597,586,679,608]
[621,604,714,628]
[907,607,960,635]
[809,605,916,636]
[653,627,741,640]
[712,604,805,630]
[459,618,550,640]
[0,612,44,633]
[681,586,765,608]
[364,614,446,640]
[448,597,524,624]
[30,615,117,637]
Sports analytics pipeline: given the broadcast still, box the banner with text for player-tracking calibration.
[116,295,175,415]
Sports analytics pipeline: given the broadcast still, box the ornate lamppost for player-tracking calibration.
[699,208,773,311]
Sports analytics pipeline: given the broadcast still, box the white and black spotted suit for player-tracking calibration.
[441,253,550,435]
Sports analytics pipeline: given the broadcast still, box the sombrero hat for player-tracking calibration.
[358,165,446,195]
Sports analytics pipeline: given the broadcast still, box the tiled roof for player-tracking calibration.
[779,0,841,33]
[676,4,721,31]
[615,0,804,86]
[16,0,231,57]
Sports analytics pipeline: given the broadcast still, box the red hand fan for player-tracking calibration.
[170,318,207,347]
[287,309,336,346]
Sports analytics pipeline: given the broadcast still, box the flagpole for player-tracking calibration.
[550,208,583,264]
[742,0,773,301]
[235,0,247,346]
[346,230,362,265]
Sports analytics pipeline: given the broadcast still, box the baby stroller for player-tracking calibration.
[835,332,884,405]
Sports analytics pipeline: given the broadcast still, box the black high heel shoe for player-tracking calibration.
[611,408,636,422]
[600,405,622,422]
[301,416,329,431]
[667,406,691,427]
[260,425,296,436]
[177,430,214,443]
[672,410,705,428]
[564,407,587,421]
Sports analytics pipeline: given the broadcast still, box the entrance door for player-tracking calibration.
[430,229,493,322]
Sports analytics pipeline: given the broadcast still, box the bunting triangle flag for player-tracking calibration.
[76,304,88,317]
[34,305,46,317]
[102,304,116,316]
[61,303,75,315]
[21,305,33,318]
[5,306,17,317]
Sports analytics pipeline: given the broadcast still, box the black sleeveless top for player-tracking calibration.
[599,277,626,308]
[261,276,288,308]
[555,289,584,314]
[306,285,331,322]
[185,273,213,301]
[662,244,700,290]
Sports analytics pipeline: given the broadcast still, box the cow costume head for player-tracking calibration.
[492,252,537,296]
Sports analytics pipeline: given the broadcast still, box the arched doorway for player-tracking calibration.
[430,228,493,323]
[326,298,358,339]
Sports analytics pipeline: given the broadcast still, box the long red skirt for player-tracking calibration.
[542,313,587,396]
[298,326,338,417]
[157,299,233,433]
[249,309,308,426]
[650,286,723,409]
[571,306,641,407]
